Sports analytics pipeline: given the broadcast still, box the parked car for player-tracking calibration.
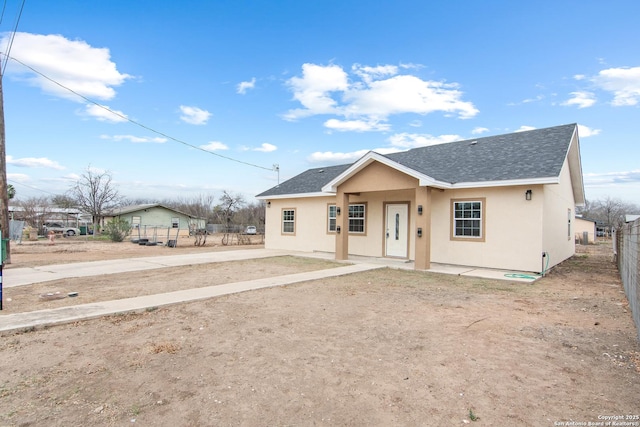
[43,222,81,237]
[245,226,257,235]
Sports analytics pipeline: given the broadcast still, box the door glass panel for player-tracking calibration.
[395,213,400,240]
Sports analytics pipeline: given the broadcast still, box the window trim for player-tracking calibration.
[348,203,367,235]
[281,208,296,235]
[171,217,180,229]
[327,204,337,234]
[327,202,367,235]
[450,198,486,242]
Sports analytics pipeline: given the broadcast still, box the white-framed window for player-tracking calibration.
[328,203,367,233]
[328,205,337,232]
[171,217,179,229]
[132,216,141,229]
[282,209,295,234]
[451,199,485,241]
[348,204,366,233]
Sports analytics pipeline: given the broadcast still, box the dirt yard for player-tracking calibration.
[1,239,639,426]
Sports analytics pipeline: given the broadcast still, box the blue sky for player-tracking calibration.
[2,0,640,205]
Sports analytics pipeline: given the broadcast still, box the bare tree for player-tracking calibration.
[70,168,121,234]
[164,193,216,222]
[214,191,245,231]
[235,200,266,230]
[15,196,52,235]
[51,194,77,209]
[593,197,638,229]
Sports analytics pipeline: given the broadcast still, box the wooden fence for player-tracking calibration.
[617,218,640,341]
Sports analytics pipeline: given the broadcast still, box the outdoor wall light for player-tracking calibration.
[267,201,271,208]
[417,227,423,237]
[418,205,423,215]
[336,207,341,215]
[525,189,532,201]
[336,225,341,234]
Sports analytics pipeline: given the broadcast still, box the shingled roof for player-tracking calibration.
[257,123,580,198]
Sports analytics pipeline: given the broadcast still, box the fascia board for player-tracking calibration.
[321,151,445,192]
[567,128,586,206]
[256,192,333,200]
[449,176,560,189]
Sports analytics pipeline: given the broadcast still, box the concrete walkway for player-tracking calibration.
[0,248,538,334]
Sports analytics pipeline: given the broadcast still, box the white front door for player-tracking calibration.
[385,204,409,258]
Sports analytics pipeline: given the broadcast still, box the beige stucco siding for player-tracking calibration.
[264,196,336,252]
[429,186,544,272]
[541,161,576,269]
[574,218,596,244]
[263,154,578,273]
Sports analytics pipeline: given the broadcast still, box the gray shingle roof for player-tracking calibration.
[257,123,577,197]
[257,164,351,197]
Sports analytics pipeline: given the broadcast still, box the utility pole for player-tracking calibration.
[0,61,10,265]
[273,164,280,185]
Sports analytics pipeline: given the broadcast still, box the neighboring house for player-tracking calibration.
[257,124,585,273]
[575,217,597,244]
[104,204,206,240]
[626,215,640,223]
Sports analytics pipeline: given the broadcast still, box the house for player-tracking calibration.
[104,204,206,240]
[574,217,597,244]
[257,124,585,273]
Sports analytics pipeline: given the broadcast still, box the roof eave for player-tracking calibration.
[257,192,334,200]
[321,151,448,193]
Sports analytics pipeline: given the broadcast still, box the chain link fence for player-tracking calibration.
[617,218,640,341]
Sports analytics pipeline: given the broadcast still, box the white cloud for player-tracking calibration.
[200,141,228,151]
[284,63,477,126]
[7,155,65,170]
[388,133,461,149]
[584,170,640,186]
[471,127,489,135]
[179,105,212,125]
[352,63,398,83]
[573,74,586,81]
[84,104,128,122]
[7,173,30,182]
[254,143,277,152]
[515,125,536,132]
[324,118,391,132]
[284,63,349,120]
[592,66,640,106]
[577,124,601,138]
[308,149,371,163]
[0,32,131,101]
[308,147,400,164]
[562,91,596,108]
[101,134,167,144]
[237,77,256,94]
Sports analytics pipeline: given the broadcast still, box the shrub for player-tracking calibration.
[104,218,131,242]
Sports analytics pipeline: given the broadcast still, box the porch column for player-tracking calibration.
[414,186,432,270]
[335,190,349,260]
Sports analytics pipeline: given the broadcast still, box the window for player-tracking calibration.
[132,216,141,229]
[327,203,366,234]
[451,199,485,241]
[348,204,366,233]
[328,205,337,232]
[171,217,179,229]
[282,209,295,234]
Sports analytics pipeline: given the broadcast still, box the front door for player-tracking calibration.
[385,204,408,258]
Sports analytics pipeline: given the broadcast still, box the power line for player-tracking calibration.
[8,178,63,196]
[2,0,26,75]
[3,53,277,172]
